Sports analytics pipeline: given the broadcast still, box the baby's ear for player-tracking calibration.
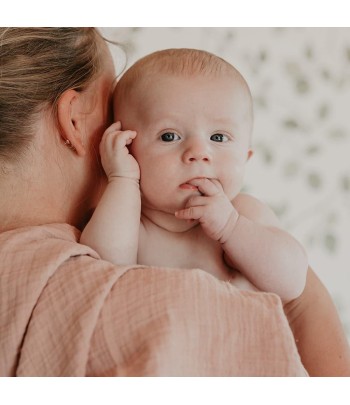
[57,89,86,157]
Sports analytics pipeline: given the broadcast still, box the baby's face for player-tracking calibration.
[115,73,253,214]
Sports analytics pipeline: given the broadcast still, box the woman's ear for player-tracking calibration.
[57,89,86,157]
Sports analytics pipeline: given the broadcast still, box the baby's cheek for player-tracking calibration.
[222,174,244,200]
[139,173,161,197]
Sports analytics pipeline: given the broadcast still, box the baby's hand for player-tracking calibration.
[99,122,140,181]
[175,178,239,243]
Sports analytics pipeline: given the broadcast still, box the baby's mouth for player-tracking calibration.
[180,176,211,190]
[179,183,199,190]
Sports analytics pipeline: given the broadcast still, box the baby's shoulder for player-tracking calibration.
[232,193,281,227]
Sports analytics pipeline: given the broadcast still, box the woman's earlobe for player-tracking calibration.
[57,89,86,157]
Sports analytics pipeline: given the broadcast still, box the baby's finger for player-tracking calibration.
[185,195,207,208]
[100,130,136,157]
[103,121,122,136]
[175,205,205,220]
[100,123,121,148]
[110,130,137,150]
[187,178,221,196]
[209,178,225,191]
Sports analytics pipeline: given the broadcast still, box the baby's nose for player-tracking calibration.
[182,138,212,163]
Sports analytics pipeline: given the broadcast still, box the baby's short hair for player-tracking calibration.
[128,48,236,76]
[115,48,251,104]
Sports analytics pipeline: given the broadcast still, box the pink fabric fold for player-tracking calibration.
[0,224,307,376]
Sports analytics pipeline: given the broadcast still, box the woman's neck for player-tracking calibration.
[0,179,65,233]
[0,157,75,232]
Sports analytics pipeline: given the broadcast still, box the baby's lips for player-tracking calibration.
[180,177,211,191]
[179,183,199,190]
[186,177,211,186]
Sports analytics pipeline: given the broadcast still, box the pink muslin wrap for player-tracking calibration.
[0,224,307,376]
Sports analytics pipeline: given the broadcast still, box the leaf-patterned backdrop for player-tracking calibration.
[102,28,350,339]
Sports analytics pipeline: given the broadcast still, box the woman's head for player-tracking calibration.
[0,28,108,162]
[0,28,116,229]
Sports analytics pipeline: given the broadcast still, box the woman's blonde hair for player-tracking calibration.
[0,28,104,162]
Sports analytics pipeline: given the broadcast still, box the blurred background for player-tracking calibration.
[101,27,350,339]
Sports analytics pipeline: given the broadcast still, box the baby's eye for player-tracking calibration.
[160,132,180,142]
[210,133,229,142]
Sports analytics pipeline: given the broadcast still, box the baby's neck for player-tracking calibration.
[141,206,198,233]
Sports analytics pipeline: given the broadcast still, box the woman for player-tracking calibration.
[0,27,349,376]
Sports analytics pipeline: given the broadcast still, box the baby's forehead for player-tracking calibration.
[114,57,253,125]
[116,69,248,100]
[115,48,251,101]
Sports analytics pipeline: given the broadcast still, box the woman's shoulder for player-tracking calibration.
[0,223,79,244]
[0,222,134,376]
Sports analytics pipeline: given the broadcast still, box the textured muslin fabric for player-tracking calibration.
[0,224,307,376]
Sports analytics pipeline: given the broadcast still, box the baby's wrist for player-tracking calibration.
[107,174,140,185]
[219,210,240,245]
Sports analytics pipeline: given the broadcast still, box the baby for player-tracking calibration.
[81,48,308,302]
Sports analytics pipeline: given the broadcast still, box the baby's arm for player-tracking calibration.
[226,193,308,301]
[80,122,141,265]
[285,267,350,376]
[175,179,307,301]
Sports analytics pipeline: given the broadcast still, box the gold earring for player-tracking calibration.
[64,139,76,151]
